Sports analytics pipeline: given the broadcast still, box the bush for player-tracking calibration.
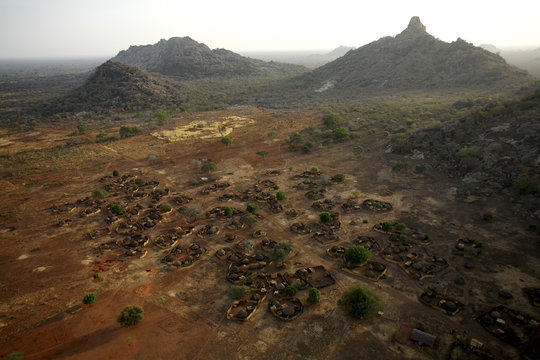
[307,288,321,304]
[221,136,232,146]
[256,150,268,159]
[338,285,381,319]
[6,352,23,360]
[332,173,345,182]
[134,178,146,187]
[458,146,482,158]
[276,190,287,201]
[288,132,304,149]
[232,285,251,299]
[83,292,97,305]
[246,203,259,213]
[154,109,168,124]
[392,161,411,172]
[96,131,107,139]
[92,189,109,198]
[159,203,172,212]
[513,176,538,195]
[332,127,350,141]
[112,169,119,177]
[77,123,87,134]
[240,213,259,226]
[301,145,311,153]
[117,305,144,327]
[93,273,99,279]
[395,223,406,231]
[183,204,202,219]
[119,125,138,138]
[323,113,342,128]
[224,206,234,216]
[310,166,319,174]
[201,161,217,172]
[110,204,124,215]
[381,221,393,233]
[319,212,332,223]
[482,212,493,221]
[398,234,409,243]
[284,285,298,296]
[390,133,412,154]
[344,245,371,265]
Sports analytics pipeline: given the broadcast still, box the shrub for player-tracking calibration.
[224,206,234,216]
[319,212,332,223]
[96,131,107,139]
[269,242,294,266]
[381,221,393,233]
[332,127,350,141]
[159,203,172,212]
[482,212,493,221]
[154,109,168,124]
[134,178,146,187]
[284,285,298,296]
[513,176,538,195]
[93,273,99,279]
[112,169,119,177]
[110,204,124,215]
[398,234,409,243]
[332,173,345,182]
[201,161,217,172]
[392,161,411,172]
[414,164,426,174]
[256,150,268,159]
[83,292,97,305]
[77,123,88,134]
[344,245,371,265]
[246,203,259,213]
[276,190,287,201]
[232,285,251,299]
[154,188,165,195]
[288,132,304,149]
[390,133,412,154]
[240,213,259,226]
[307,288,321,304]
[92,189,109,198]
[221,136,232,146]
[117,305,144,327]
[323,113,342,128]
[301,145,311,153]
[458,146,482,158]
[338,285,381,319]
[6,352,23,360]
[119,126,138,138]
[183,204,202,219]
[352,190,361,198]
[310,166,319,173]
[395,223,406,231]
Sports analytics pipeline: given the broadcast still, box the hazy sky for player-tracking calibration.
[0,0,539,58]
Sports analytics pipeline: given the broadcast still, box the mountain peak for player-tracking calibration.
[407,16,426,32]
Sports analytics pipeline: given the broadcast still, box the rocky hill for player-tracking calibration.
[113,37,306,79]
[308,17,532,91]
[43,60,179,114]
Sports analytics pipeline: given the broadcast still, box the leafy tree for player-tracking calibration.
[269,242,294,267]
[381,221,393,233]
[96,131,107,139]
[83,292,97,305]
[240,213,259,226]
[307,288,321,304]
[117,305,144,327]
[332,173,345,182]
[398,234,409,243]
[322,113,342,128]
[332,127,350,141]
[112,169,119,177]
[111,204,124,215]
[135,178,146,187]
[338,285,381,319]
[319,212,332,223]
[6,352,23,360]
[284,285,298,296]
[92,189,109,198]
[201,161,217,172]
[221,136,232,146]
[224,206,234,216]
[395,223,407,231]
[391,133,412,154]
[256,150,268,160]
[232,285,251,299]
[77,123,88,134]
[159,203,172,212]
[276,190,287,201]
[345,245,371,265]
[119,126,138,138]
[310,166,319,174]
[246,203,259,213]
[154,109,168,124]
[288,132,304,150]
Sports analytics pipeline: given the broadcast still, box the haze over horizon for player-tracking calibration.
[1,0,539,59]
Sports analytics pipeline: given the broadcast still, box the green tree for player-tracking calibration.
[338,285,381,319]
[322,113,342,128]
[111,204,124,215]
[240,213,259,226]
[319,212,332,223]
[344,245,371,265]
[92,189,109,198]
[256,150,268,160]
[310,166,319,174]
[395,223,406,231]
[159,203,172,212]
[391,133,412,154]
[221,136,232,146]
[154,109,168,124]
[201,161,217,172]
[83,292,97,305]
[117,305,144,327]
[112,169,119,177]
[332,173,345,182]
[6,352,23,360]
[381,221,393,233]
[96,131,107,139]
[232,285,251,299]
[224,206,234,216]
[77,123,87,134]
[269,242,294,267]
[276,190,287,201]
[307,288,321,304]
[135,178,147,187]
[246,203,259,213]
[332,127,350,141]
[284,285,298,296]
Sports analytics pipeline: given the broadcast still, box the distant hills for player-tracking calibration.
[308,17,532,91]
[112,37,306,79]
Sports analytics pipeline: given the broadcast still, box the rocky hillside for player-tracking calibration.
[113,37,307,79]
[308,17,532,91]
[402,86,539,211]
[43,60,179,114]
